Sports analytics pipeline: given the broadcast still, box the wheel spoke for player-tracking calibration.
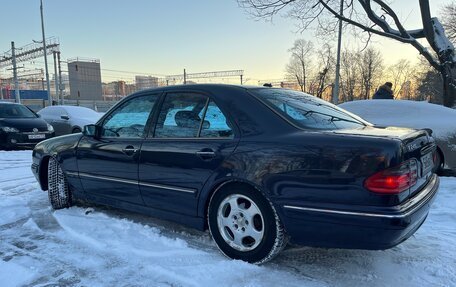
[220,215,232,228]
[227,197,239,211]
[233,232,243,247]
[245,226,263,242]
[243,203,261,224]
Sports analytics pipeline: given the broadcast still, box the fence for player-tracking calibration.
[0,98,119,113]
[63,100,118,113]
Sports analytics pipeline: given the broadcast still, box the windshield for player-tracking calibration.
[0,104,37,119]
[250,88,369,130]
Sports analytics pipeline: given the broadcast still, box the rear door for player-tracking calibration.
[139,92,239,216]
[77,93,160,205]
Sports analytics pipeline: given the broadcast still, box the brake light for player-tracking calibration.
[364,159,418,194]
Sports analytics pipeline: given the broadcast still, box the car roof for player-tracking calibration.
[135,83,270,95]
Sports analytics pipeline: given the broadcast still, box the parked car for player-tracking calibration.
[31,85,439,264]
[38,105,102,136]
[340,99,456,173]
[0,102,54,150]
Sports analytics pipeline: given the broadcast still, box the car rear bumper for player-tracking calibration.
[279,174,440,249]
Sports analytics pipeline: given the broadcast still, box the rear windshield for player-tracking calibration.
[0,104,37,118]
[250,88,368,130]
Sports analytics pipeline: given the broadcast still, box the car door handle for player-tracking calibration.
[122,146,138,155]
[196,149,216,160]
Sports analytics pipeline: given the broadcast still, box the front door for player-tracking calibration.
[77,93,160,205]
[139,92,239,215]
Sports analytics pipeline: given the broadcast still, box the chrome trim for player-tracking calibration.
[77,172,196,194]
[78,172,138,185]
[65,171,79,177]
[139,181,196,194]
[283,205,402,219]
[283,175,438,219]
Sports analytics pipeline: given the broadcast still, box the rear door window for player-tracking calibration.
[153,93,234,139]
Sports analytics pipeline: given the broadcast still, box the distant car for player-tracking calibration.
[0,102,55,150]
[38,105,102,136]
[32,85,439,264]
[340,99,456,173]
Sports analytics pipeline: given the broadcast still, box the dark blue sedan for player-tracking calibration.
[31,84,439,264]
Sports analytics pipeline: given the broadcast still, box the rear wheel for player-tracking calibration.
[433,148,443,174]
[208,183,286,264]
[47,157,72,209]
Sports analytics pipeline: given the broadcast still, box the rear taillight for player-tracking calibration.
[364,159,418,194]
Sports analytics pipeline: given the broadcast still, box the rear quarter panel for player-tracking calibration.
[198,131,405,218]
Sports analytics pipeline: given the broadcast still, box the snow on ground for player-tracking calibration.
[0,150,455,287]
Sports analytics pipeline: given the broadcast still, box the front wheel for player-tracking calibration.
[208,184,286,264]
[47,157,72,209]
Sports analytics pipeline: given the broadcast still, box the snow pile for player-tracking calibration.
[1,150,455,286]
[339,100,456,139]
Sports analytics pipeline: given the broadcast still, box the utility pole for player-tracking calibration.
[57,51,63,104]
[11,41,21,104]
[332,0,344,105]
[240,74,243,85]
[183,68,187,84]
[40,0,52,106]
[53,51,58,104]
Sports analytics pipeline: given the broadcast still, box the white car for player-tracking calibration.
[340,99,456,173]
[38,105,103,136]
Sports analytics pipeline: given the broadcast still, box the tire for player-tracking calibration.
[47,157,72,209]
[72,127,82,133]
[208,183,287,264]
[433,149,443,174]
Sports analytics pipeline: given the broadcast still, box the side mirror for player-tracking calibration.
[61,114,70,120]
[83,124,101,138]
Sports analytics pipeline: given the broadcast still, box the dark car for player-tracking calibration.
[31,85,439,264]
[0,102,55,150]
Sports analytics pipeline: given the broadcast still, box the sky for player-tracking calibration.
[0,0,452,84]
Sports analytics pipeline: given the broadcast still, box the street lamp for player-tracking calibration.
[40,0,52,106]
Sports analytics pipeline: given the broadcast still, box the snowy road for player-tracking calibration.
[0,151,455,287]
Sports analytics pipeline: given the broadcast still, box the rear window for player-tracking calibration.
[0,104,37,118]
[250,88,368,130]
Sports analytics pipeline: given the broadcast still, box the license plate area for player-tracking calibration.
[421,152,434,175]
[28,134,46,140]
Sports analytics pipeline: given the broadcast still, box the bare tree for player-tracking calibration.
[314,43,335,98]
[340,49,359,102]
[441,2,456,44]
[238,0,456,107]
[386,59,416,99]
[286,39,314,92]
[358,47,383,99]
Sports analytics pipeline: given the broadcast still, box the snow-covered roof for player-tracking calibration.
[339,99,456,139]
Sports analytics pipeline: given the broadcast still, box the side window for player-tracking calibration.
[199,101,233,138]
[101,95,158,138]
[154,93,207,138]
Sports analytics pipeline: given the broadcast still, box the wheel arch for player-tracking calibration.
[39,155,52,191]
[436,145,445,168]
[72,126,82,133]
